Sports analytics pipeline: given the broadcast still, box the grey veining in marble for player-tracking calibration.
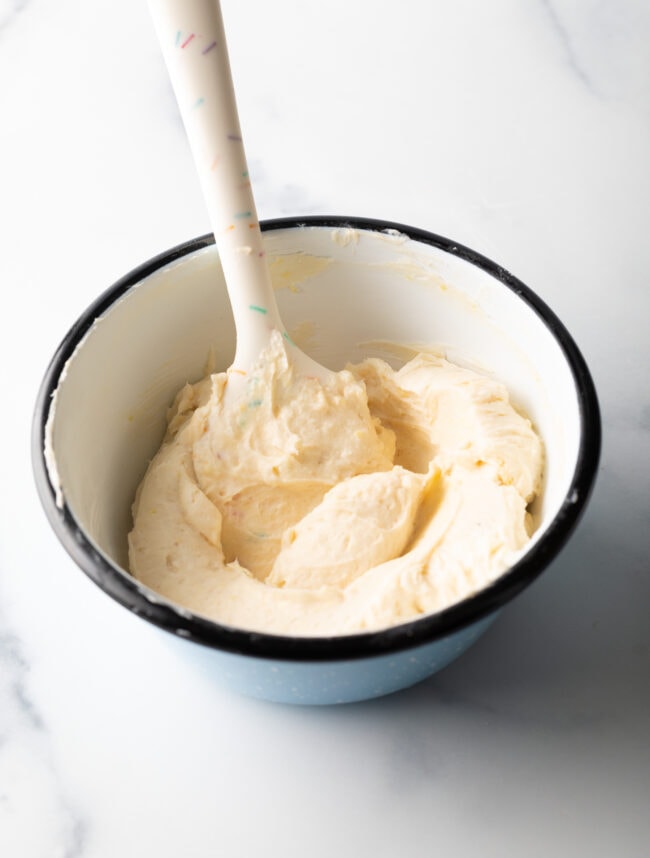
[0,618,88,855]
[1,0,649,855]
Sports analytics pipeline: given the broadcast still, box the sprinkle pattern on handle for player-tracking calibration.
[148,0,287,371]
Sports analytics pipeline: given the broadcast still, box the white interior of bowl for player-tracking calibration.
[46,225,581,575]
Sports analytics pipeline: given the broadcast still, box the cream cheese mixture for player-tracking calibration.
[128,331,543,635]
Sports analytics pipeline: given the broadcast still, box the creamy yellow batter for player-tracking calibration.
[128,331,543,635]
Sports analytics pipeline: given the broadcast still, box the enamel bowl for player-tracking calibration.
[32,216,600,704]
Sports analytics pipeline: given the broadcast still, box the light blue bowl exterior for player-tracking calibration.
[171,612,497,705]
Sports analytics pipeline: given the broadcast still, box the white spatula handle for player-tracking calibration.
[148,0,283,369]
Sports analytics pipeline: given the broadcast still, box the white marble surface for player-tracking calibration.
[1,0,649,854]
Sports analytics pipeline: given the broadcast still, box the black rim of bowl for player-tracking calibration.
[32,216,601,662]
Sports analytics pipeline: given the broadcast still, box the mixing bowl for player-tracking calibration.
[32,216,601,704]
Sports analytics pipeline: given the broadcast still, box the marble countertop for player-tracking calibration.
[2,0,649,854]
